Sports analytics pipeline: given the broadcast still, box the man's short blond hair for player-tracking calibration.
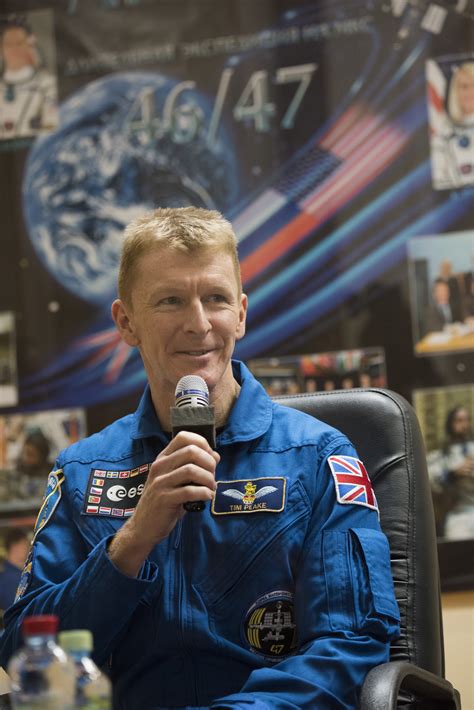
[118,207,242,305]
[448,62,474,123]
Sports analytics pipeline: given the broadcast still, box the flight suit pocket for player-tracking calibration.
[323,527,400,637]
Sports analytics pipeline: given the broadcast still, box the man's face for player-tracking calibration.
[2,27,35,71]
[20,442,42,469]
[433,282,450,305]
[457,69,474,118]
[451,408,471,438]
[9,538,30,569]
[118,247,247,401]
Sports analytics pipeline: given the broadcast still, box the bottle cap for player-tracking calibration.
[57,629,93,653]
[22,615,59,636]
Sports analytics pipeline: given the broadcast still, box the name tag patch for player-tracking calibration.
[212,477,286,515]
[82,464,150,518]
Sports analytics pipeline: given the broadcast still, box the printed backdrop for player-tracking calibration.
[0,0,473,586]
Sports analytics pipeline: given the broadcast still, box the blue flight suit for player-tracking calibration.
[0,361,400,709]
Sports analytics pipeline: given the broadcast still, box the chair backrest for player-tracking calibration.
[274,388,444,677]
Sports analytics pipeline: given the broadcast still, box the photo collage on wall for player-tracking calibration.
[0,1,473,591]
[247,348,386,397]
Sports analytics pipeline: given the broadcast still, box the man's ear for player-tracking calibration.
[111,299,140,347]
[236,293,248,341]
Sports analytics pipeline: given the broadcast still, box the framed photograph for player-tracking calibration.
[246,347,387,396]
[426,53,474,191]
[407,231,474,356]
[0,312,18,408]
[0,407,86,523]
[0,9,59,143]
[413,385,474,591]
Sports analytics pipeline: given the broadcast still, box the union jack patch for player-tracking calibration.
[327,455,379,516]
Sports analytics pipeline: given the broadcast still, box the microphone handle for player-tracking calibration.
[170,405,216,512]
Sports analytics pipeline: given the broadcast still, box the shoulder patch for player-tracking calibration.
[33,469,65,539]
[15,545,34,602]
[327,455,379,516]
[83,464,150,518]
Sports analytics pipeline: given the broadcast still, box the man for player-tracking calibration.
[0,15,58,140]
[0,208,400,709]
[0,529,30,623]
[429,405,474,541]
[424,278,456,334]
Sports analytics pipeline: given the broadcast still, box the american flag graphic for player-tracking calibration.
[327,455,378,515]
[235,103,409,285]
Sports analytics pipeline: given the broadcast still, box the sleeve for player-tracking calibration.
[210,440,401,710]
[0,462,160,671]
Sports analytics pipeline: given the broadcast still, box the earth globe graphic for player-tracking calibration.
[22,72,238,306]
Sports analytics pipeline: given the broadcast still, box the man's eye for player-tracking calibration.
[158,296,181,306]
[208,294,227,303]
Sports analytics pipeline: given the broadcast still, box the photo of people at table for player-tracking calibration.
[408,231,474,355]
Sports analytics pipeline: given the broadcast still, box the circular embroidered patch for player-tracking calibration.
[242,590,297,661]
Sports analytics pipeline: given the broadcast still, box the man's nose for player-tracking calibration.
[183,300,212,334]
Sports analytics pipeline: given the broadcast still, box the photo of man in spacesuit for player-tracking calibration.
[429,60,474,190]
[0,14,58,141]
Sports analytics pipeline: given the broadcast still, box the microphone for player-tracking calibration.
[170,375,216,512]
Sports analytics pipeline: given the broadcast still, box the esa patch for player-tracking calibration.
[33,469,65,539]
[82,464,150,518]
[212,478,286,515]
[327,454,379,515]
[243,590,297,661]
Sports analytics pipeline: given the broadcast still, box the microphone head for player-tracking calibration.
[175,375,209,408]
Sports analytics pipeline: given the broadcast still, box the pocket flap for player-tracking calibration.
[350,527,400,621]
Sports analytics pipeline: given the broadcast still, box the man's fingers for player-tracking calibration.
[150,464,217,492]
[151,442,220,479]
[166,430,216,455]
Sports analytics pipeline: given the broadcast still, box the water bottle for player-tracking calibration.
[7,614,75,709]
[57,631,111,709]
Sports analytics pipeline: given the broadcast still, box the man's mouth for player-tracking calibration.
[180,350,212,356]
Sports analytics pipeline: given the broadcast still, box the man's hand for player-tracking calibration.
[108,431,219,577]
[453,456,474,477]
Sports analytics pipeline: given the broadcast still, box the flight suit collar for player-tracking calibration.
[130,360,272,444]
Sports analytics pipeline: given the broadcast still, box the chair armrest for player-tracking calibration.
[359,661,461,709]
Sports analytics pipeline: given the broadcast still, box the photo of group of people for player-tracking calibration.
[427,54,474,191]
[247,348,386,397]
[0,9,58,144]
[408,230,474,355]
[413,385,474,543]
[0,408,86,507]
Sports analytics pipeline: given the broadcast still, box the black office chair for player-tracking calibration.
[275,388,462,710]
